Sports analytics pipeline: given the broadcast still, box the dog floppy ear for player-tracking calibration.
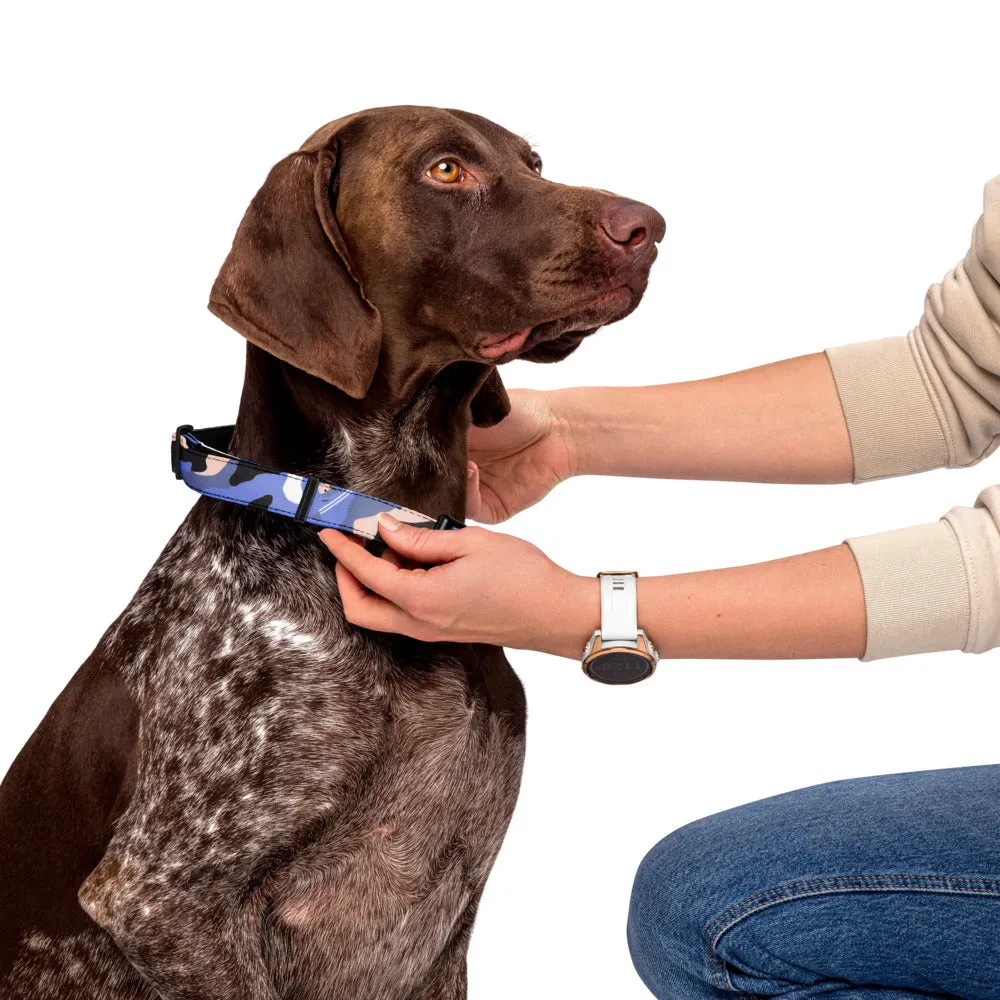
[208,140,381,399]
[470,367,511,427]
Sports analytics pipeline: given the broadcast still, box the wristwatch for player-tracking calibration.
[581,572,658,684]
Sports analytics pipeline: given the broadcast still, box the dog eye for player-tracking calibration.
[427,159,463,184]
[531,154,543,175]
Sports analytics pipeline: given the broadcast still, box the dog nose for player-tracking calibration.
[598,199,666,253]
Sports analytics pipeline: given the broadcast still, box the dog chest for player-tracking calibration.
[243,645,524,998]
[86,513,527,999]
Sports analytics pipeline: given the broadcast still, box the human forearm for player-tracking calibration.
[552,483,1000,663]
[324,501,1000,662]
[321,517,865,661]
[545,542,866,661]
[554,353,854,485]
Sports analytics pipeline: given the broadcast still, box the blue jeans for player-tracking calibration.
[627,765,1000,999]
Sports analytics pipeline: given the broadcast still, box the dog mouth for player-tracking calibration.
[478,327,534,359]
[476,284,637,361]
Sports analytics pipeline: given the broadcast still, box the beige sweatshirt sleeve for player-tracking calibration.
[824,176,1000,660]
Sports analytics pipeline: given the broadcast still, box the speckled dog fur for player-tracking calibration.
[0,106,664,998]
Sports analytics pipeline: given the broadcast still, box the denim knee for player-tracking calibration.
[627,822,724,998]
[628,835,676,992]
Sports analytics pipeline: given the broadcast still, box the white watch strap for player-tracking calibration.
[599,572,639,646]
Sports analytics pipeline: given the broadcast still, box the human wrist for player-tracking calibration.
[546,387,599,480]
[548,385,671,480]
[543,572,666,664]
[525,569,599,659]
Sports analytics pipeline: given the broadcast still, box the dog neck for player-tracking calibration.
[229,344,482,522]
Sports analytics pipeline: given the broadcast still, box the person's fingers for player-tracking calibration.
[333,557,377,607]
[465,462,482,520]
[473,486,509,525]
[381,546,407,569]
[375,513,475,564]
[333,561,431,636]
[318,527,417,604]
[325,529,367,552]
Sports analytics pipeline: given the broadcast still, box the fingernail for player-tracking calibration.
[467,463,475,479]
[378,512,402,532]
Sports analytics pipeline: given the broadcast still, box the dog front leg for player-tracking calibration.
[405,894,481,1000]
[79,853,278,1000]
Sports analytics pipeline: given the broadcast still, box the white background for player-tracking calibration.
[2,2,998,996]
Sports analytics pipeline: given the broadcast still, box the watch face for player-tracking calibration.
[583,649,655,685]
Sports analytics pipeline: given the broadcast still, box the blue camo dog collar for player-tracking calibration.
[171,424,464,540]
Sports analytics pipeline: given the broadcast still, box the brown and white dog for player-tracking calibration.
[0,106,664,999]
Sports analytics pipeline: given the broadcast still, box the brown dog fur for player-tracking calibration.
[0,106,663,999]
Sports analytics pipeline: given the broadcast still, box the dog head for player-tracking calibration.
[209,106,665,425]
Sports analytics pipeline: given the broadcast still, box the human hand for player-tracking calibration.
[318,514,596,657]
[466,388,575,523]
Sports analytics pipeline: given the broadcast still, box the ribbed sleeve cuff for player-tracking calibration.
[943,491,1000,654]
[846,520,970,661]
[825,338,948,482]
